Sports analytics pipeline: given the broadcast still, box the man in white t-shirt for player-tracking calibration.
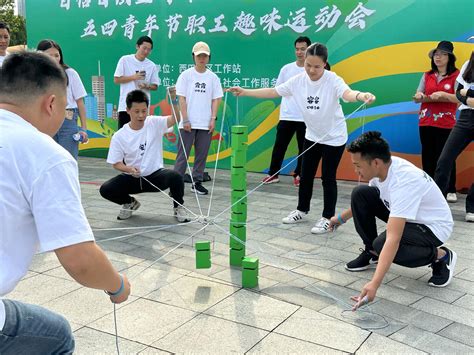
[0,52,130,354]
[262,37,311,187]
[174,41,223,195]
[0,21,10,67]
[100,89,191,222]
[114,36,160,129]
[329,131,456,310]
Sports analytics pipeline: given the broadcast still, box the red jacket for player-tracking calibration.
[419,69,459,129]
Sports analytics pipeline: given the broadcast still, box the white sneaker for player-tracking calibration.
[174,206,191,223]
[282,210,307,224]
[117,198,140,220]
[311,217,331,234]
[466,212,474,222]
[447,193,457,203]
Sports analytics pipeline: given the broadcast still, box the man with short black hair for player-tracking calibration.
[114,35,160,129]
[329,131,456,310]
[0,52,130,353]
[0,21,11,67]
[100,89,191,222]
[262,36,311,187]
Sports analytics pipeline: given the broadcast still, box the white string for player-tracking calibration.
[168,86,204,216]
[210,102,368,223]
[206,91,228,217]
[140,175,199,219]
[95,220,199,244]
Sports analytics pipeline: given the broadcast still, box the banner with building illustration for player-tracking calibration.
[25,0,474,187]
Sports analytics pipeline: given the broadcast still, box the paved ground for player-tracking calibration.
[14,157,474,354]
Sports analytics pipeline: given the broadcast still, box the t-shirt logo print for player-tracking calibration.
[306,96,320,110]
[139,142,147,156]
[194,82,207,93]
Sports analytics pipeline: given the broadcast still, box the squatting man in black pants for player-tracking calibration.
[329,131,457,310]
[100,89,191,222]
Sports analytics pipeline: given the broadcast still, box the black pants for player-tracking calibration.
[351,185,443,267]
[118,111,131,129]
[268,120,306,177]
[435,109,474,213]
[419,126,456,193]
[100,169,184,208]
[297,140,345,218]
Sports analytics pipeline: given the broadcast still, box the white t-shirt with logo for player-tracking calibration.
[275,62,305,122]
[107,116,168,176]
[275,70,350,146]
[456,60,474,111]
[176,68,223,130]
[369,156,453,243]
[66,68,87,109]
[114,54,160,112]
[0,109,94,330]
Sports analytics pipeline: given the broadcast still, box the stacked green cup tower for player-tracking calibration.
[229,125,248,267]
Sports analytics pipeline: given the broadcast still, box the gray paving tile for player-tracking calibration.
[145,275,238,312]
[356,332,426,354]
[89,298,196,345]
[367,299,452,333]
[29,252,62,273]
[292,263,360,286]
[152,313,268,353]
[411,297,474,327]
[438,322,474,347]
[7,274,80,305]
[44,287,135,326]
[74,326,148,354]
[452,293,474,311]
[387,276,466,303]
[204,289,299,331]
[274,307,369,353]
[248,333,343,354]
[456,268,474,282]
[390,325,474,354]
[210,268,279,290]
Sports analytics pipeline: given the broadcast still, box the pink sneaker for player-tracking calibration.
[293,175,300,187]
[262,175,280,184]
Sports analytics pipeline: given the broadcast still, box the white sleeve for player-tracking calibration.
[69,69,87,101]
[176,72,187,97]
[106,134,125,164]
[114,57,125,77]
[32,161,94,252]
[148,116,168,135]
[150,64,160,86]
[334,74,350,99]
[212,75,223,99]
[275,75,295,97]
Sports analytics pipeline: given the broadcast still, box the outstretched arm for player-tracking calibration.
[343,89,376,104]
[228,87,280,99]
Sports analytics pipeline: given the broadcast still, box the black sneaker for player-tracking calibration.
[345,248,378,271]
[428,247,457,287]
[191,182,208,195]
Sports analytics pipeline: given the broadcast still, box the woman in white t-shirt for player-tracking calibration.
[37,40,88,160]
[229,43,375,234]
[434,51,474,222]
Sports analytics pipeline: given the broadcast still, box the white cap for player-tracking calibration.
[192,41,210,56]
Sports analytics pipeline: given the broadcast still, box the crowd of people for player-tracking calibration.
[1,18,473,352]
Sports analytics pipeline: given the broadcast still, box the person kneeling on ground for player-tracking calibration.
[100,89,191,222]
[329,131,456,310]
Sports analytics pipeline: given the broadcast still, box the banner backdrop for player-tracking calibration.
[26,0,474,187]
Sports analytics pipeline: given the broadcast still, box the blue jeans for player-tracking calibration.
[53,109,80,160]
[0,300,74,354]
